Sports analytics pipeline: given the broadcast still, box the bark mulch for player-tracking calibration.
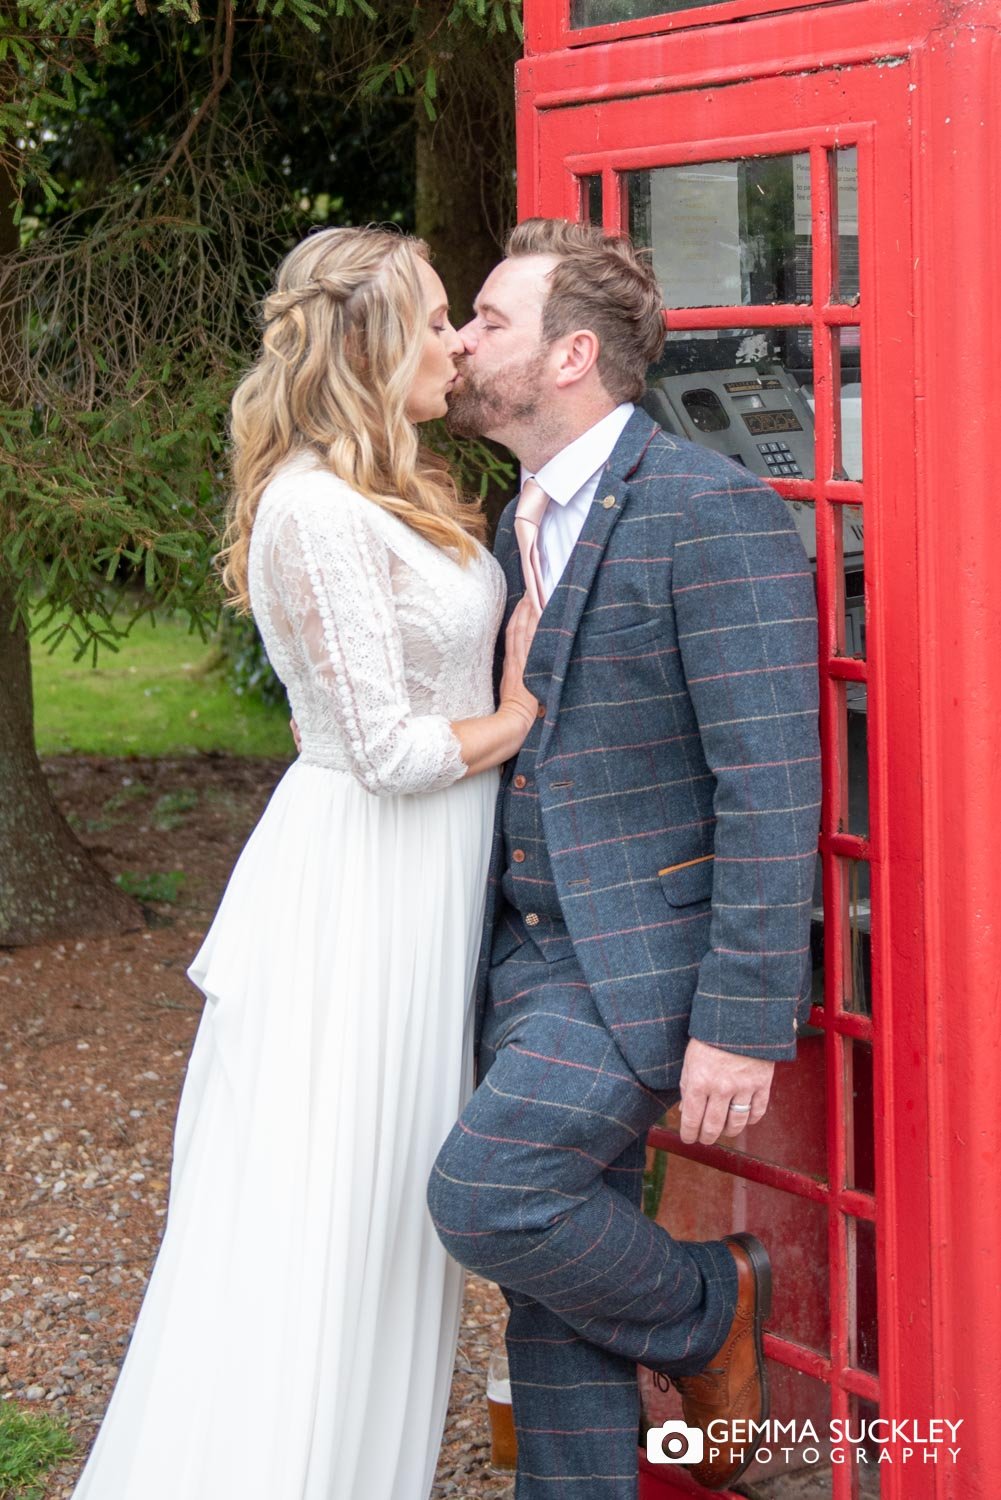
[0,754,513,1497]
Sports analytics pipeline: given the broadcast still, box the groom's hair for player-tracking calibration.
[505,219,665,403]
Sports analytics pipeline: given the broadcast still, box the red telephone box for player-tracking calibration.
[516,3,1001,1497]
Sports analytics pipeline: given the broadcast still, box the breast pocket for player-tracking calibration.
[658,853,714,908]
[579,616,667,654]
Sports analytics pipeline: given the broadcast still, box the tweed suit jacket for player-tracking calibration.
[476,408,821,1093]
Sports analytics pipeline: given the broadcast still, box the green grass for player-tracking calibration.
[32,611,295,758]
[114,869,187,903]
[0,1402,74,1499]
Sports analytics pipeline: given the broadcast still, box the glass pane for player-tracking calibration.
[653,1158,830,1355]
[846,1040,875,1194]
[793,329,862,480]
[809,854,826,1012]
[835,327,863,480]
[792,150,864,306]
[846,686,869,839]
[837,859,872,1015]
[783,498,865,639]
[850,1215,879,1376]
[830,681,851,835]
[845,860,872,1016]
[830,680,868,840]
[811,860,871,1016]
[579,173,602,226]
[850,1395,883,1498]
[742,1363,833,1488]
[832,147,861,304]
[789,147,860,307]
[641,329,815,479]
[842,504,866,659]
[657,1041,827,1183]
[736,1032,827,1180]
[627,155,812,307]
[572,0,728,25]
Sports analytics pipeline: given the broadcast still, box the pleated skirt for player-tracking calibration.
[71,759,499,1500]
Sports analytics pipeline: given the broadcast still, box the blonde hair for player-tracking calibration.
[505,219,665,403]
[221,226,485,611]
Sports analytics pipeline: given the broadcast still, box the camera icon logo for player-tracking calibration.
[646,1420,705,1465]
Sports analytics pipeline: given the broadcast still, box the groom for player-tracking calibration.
[429,219,820,1496]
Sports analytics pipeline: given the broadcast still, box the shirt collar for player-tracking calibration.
[523,403,635,509]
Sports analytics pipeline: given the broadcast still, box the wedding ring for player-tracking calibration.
[728,1101,752,1113]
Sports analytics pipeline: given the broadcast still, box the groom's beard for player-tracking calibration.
[445,348,550,440]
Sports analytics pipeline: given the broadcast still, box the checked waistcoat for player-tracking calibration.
[499,611,569,936]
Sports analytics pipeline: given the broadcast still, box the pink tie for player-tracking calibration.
[514,477,549,614]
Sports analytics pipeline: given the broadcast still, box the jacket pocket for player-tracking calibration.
[658,853,714,908]
[582,615,665,647]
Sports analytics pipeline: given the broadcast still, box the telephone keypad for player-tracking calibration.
[758,440,803,478]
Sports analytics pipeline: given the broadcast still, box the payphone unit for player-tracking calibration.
[642,361,815,478]
[641,356,864,643]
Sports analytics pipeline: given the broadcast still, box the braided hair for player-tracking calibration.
[220,226,485,612]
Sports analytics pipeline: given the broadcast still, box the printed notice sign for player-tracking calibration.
[651,163,741,309]
[794,150,858,236]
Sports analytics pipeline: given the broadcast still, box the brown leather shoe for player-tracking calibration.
[672,1233,772,1491]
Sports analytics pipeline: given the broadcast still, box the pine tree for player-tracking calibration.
[0,0,520,943]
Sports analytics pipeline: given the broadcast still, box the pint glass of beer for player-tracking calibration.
[487,1350,517,1473]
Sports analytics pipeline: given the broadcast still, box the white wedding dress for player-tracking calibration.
[71,453,506,1500]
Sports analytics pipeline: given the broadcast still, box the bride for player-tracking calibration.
[70,226,536,1500]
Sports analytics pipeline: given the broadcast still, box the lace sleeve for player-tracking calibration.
[267,486,468,797]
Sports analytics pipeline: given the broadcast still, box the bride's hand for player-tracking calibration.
[498,596,541,735]
[448,597,541,776]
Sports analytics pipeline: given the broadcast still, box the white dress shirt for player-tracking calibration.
[522,404,634,603]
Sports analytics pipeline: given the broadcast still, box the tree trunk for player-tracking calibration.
[0,579,144,945]
[413,12,521,523]
[416,116,503,328]
[413,13,520,326]
[0,162,143,946]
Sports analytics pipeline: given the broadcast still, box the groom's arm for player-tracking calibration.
[671,461,821,1135]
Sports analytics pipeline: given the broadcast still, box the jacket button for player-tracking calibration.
[512,849,526,864]
[513,774,527,789]
[524,913,540,927]
[602,494,616,509]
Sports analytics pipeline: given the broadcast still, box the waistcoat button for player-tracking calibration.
[512,849,526,863]
[513,774,527,790]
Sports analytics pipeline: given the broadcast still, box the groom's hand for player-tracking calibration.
[678,1038,774,1146]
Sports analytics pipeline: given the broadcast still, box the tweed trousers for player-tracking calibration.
[428,911,738,1499]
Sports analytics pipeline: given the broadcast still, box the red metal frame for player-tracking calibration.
[517,2,1001,1497]
[526,0,847,55]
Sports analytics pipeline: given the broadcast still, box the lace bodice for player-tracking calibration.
[248,453,506,796]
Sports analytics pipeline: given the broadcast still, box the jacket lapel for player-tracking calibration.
[533,409,660,764]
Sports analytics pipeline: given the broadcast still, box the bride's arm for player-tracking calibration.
[269,486,535,795]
